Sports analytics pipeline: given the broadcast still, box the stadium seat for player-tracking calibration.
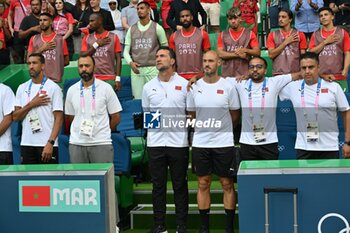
[117,76,133,102]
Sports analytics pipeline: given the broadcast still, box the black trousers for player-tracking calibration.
[21,146,59,164]
[240,143,279,161]
[0,152,13,164]
[147,146,189,226]
[296,149,339,160]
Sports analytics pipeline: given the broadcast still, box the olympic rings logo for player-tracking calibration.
[277,145,285,152]
[279,108,291,113]
[318,213,350,233]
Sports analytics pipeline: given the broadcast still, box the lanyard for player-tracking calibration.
[80,80,96,116]
[248,79,267,120]
[27,76,47,103]
[301,78,321,120]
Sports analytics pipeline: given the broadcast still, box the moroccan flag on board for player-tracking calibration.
[22,186,51,206]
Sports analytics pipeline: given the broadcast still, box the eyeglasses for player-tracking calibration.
[248,64,265,70]
[109,2,116,5]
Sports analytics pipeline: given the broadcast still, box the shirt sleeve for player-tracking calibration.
[15,84,24,108]
[309,33,316,48]
[343,29,350,51]
[66,12,76,24]
[299,31,308,50]
[186,89,196,112]
[336,84,350,112]
[64,88,75,115]
[168,32,175,50]
[273,74,293,91]
[114,34,122,53]
[279,82,292,101]
[217,32,224,49]
[266,32,276,49]
[19,17,28,30]
[156,23,168,46]
[229,85,240,110]
[202,30,211,50]
[81,34,88,51]
[123,28,133,64]
[249,31,260,48]
[63,39,69,55]
[106,85,122,114]
[28,36,34,52]
[52,84,64,111]
[2,86,15,115]
[142,85,150,112]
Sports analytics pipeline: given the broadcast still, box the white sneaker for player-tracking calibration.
[116,226,120,233]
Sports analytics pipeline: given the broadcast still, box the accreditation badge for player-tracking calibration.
[28,112,42,134]
[253,123,266,143]
[80,119,94,137]
[306,122,319,142]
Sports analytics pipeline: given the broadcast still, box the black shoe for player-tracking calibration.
[198,225,209,233]
[148,225,167,233]
[176,225,187,233]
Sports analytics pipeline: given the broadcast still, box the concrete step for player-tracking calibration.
[130,204,239,230]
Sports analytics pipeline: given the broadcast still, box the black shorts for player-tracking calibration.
[240,143,279,161]
[296,150,339,160]
[0,152,13,165]
[192,147,236,177]
[21,146,59,164]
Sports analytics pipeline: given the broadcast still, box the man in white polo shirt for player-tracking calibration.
[65,54,122,163]
[187,50,240,233]
[0,84,15,164]
[231,56,301,161]
[13,53,63,164]
[279,52,350,159]
[142,46,189,233]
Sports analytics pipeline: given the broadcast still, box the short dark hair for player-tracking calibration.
[137,1,150,8]
[40,12,53,19]
[28,53,45,64]
[279,9,293,19]
[90,13,104,23]
[78,54,96,66]
[249,56,268,68]
[180,7,192,16]
[226,7,241,18]
[318,6,334,15]
[300,52,319,64]
[157,46,176,61]
[30,0,42,5]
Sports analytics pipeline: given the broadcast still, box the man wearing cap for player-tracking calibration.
[217,7,260,78]
[123,1,168,99]
[81,13,122,90]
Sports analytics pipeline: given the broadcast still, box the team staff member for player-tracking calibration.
[28,13,70,83]
[231,56,302,160]
[217,7,260,78]
[309,7,350,91]
[142,47,189,233]
[123,1,168,99]
[187,50,240,233]
[81,13,122,90]
[13,53,63,164]
[267,9,308,76]
[169,8,210,80]
[279,52,350,159]
[0,83,15,164]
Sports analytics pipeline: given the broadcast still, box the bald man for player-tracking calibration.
[187,50,240,233]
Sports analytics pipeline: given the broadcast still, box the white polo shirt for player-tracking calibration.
[279,79,350,151]
[65,78,122,146]
[15,78,63,147]
[142,73,189,147]
[0,84,15,152]
[187,77,240,148]
[229,74,292,145]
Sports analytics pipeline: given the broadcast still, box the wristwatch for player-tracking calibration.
[48,139,55,145]
[344,141,350,146]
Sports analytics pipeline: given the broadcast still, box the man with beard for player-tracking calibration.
[169,8,211,80]
[309,7,350,91]
[65,54,122,163]
[28,13,70,83]
[13,53,63,164]
[230,56,301,161]
[142,47,189,233]
[187,50,240,233]
[279,52,350,159]
[123,1,168,99]
[266,9,308,76]
[217,7,260,78]
[81,13,122,90]
[19,0,42,51]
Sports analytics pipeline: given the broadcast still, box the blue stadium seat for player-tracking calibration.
[11,121,22,164]
[117,76,133,102]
